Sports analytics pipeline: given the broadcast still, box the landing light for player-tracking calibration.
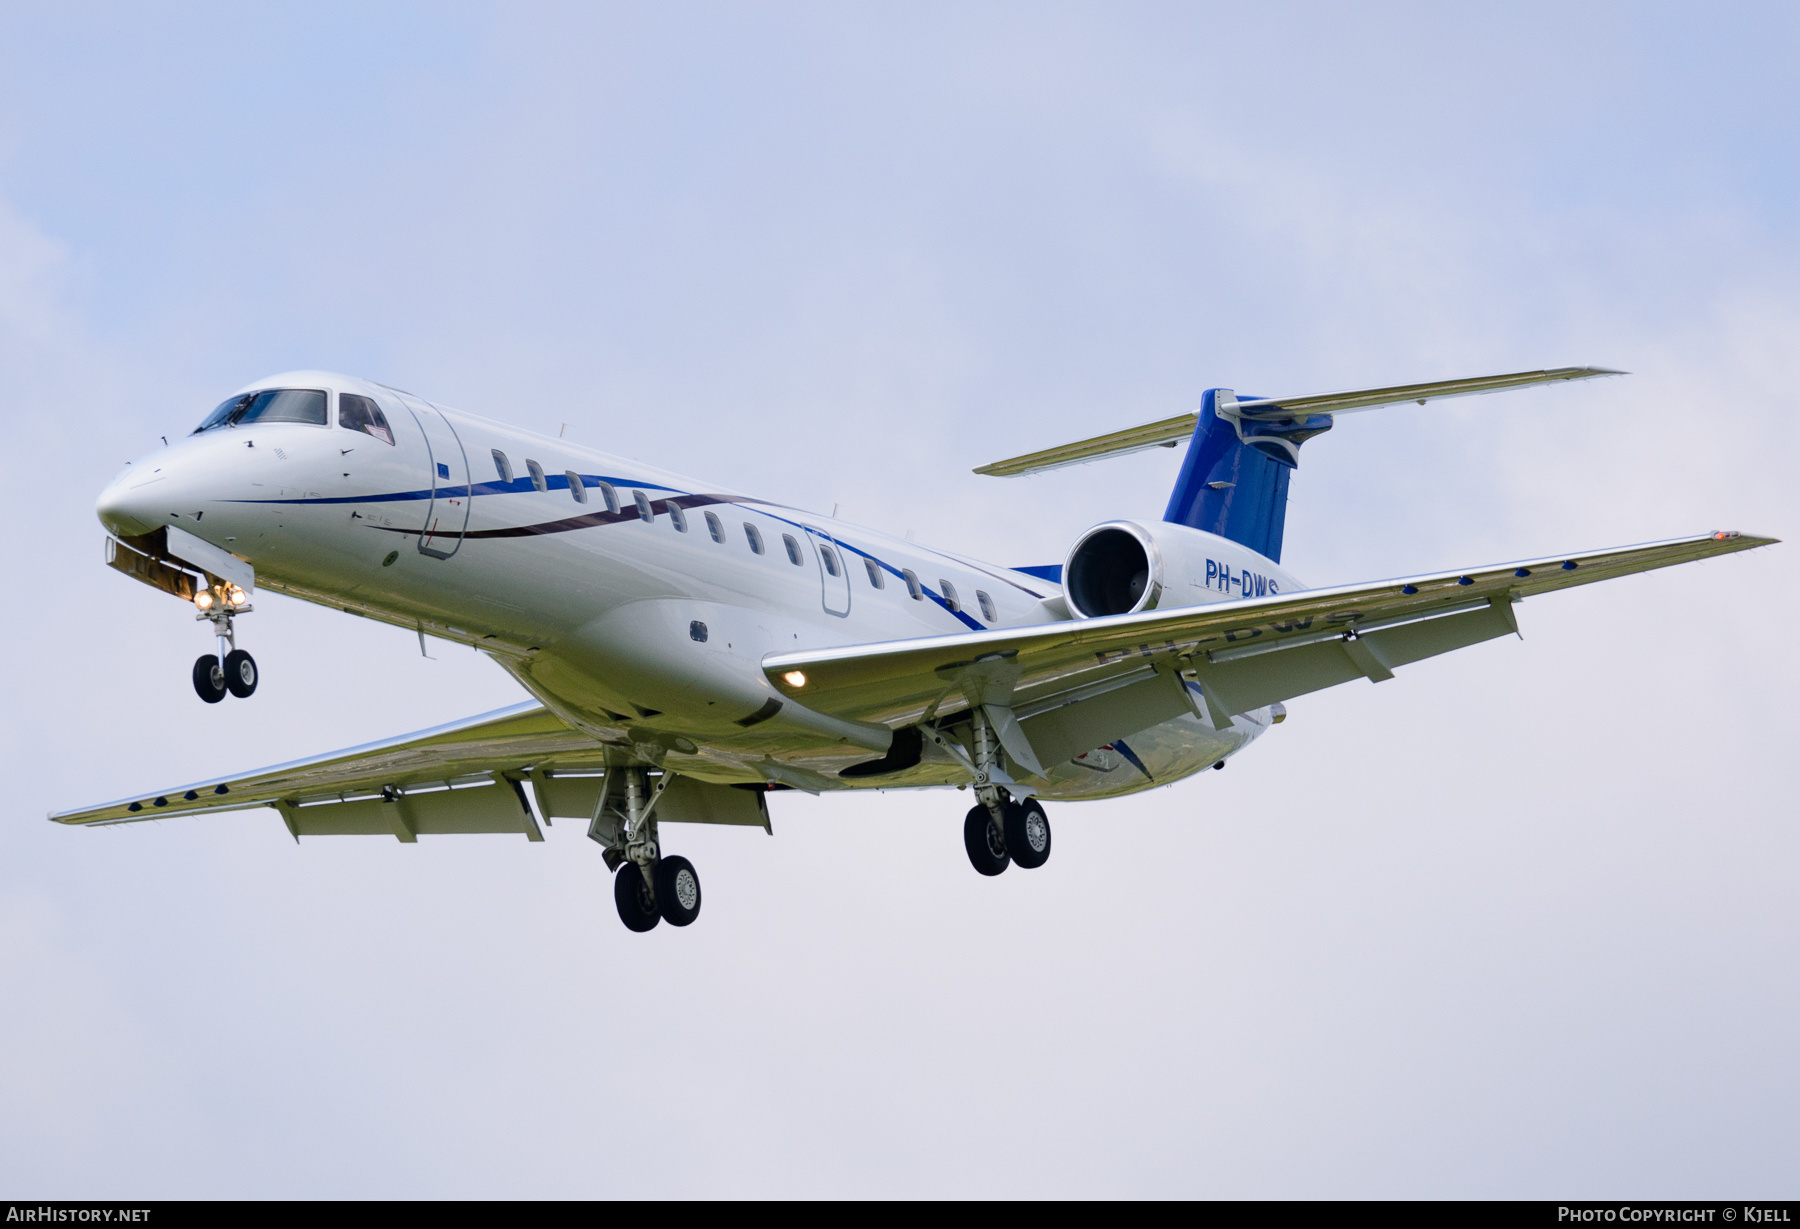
[228,586,249,607]
[783,671,807,688]
[194,590,215,611]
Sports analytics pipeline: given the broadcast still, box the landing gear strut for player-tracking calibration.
[591,767,703,932]
[191,583,257,703]
[957,708,1053,876]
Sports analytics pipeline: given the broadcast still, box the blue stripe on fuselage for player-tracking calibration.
[235,475,991,632]
[227,473,683,505]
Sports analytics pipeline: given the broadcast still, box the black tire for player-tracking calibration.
[655,855,702,927]
[614,863,660,932]
[1005,797,1051,869]
[223,649,258,698]
[192,655,226,704]
[963,804,1010,876]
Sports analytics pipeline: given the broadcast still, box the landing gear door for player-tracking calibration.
[390,391,472,559]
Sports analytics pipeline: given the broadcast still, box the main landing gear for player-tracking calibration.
[190,582,257,704]
[959,706,1053,877]
[963,795,1051,875]
[592,767,703,933]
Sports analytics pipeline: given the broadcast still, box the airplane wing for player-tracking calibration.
[973,367,1621,477]
[764,531,1774,773]
[49,701,609,839]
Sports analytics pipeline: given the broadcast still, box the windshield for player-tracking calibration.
[192,388,328,434]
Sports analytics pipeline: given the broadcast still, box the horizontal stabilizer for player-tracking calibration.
[974,367,1623,477]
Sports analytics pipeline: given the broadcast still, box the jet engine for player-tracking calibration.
[1062,519,1293,617]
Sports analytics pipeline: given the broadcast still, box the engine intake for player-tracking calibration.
[1062,519,1296,618]
[1065,526,1155,617]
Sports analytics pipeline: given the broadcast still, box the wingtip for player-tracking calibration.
[1708,530,1780,548]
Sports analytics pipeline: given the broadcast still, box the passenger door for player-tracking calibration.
[390,391,472,559]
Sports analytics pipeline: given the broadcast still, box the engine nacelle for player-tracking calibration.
[1062,520,1303,618]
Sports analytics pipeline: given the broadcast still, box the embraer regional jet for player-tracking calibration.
[57,368,1774,932]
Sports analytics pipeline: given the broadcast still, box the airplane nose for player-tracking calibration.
[96,469,165,537]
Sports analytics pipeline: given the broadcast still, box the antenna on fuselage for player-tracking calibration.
[559,423,570,438]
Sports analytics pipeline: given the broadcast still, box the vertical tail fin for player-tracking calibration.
[1162,389,1329,564]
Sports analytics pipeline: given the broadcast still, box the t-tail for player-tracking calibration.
[974,366,1624,565]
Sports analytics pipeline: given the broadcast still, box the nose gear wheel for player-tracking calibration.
[192,655,226,704]
[223,649,258,698]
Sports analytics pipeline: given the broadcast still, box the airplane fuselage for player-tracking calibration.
[97,371,1299,799]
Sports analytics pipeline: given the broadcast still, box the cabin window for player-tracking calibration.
[902,568,923,600]
[782,534,804,566]
[566,471,587,503]
[744,523,765,554]
[940,580,961,612]
[704,511,725,543]
[633,490,654,522]
[977,590,997,622]
[669,505,688,533]
[864,557,885,588]
[336,393,394,444]
[491,449,513,483]
[597,481,620,514]
[526,459,546,492]
[820,544,842,578]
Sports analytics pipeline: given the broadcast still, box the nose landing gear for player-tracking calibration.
[190,583,257,703]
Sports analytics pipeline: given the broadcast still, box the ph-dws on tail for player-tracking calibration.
[61,368,1775,932]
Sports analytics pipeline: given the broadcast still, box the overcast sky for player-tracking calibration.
[2,2,1796,1198]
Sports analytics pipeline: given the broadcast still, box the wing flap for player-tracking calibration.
[279,780,541,842]
[1192,598,1518,716]
[1019,668,1196,766]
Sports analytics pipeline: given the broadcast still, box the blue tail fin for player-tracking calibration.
[1162,389,1332,564]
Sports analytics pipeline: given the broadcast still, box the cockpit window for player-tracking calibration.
[193,388,328,434]
[338,393,395,445]
[193,396,244,434]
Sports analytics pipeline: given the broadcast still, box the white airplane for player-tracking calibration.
[56,367,1775,932]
